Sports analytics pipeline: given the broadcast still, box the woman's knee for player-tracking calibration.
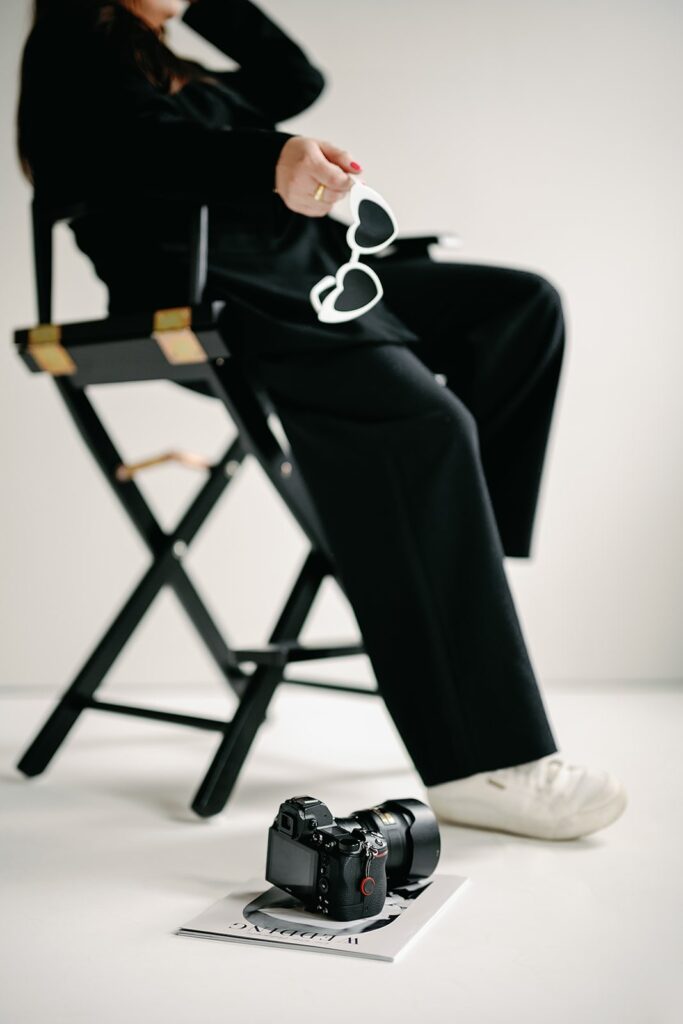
[526,272,565,334]
[430,389,480,455]
[505,270,566,370]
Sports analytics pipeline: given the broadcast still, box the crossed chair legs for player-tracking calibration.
[17,361,372,817]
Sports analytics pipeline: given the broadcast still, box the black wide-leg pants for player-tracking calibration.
[242,259,565,787]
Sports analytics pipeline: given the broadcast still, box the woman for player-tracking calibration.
[17,0,627,840]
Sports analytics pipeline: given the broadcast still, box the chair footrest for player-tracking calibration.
[233,641,365,666]
[283,677,378,696]
[83,697,230,732]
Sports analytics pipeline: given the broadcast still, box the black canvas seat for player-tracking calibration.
[15,193,454,817]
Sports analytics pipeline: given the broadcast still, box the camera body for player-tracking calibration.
[265,794,441,922]
[265,797,388,920]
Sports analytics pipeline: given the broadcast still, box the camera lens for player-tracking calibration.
[346,798,440,882]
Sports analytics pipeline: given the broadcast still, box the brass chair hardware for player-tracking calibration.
[152,306,207,365]
[115,450,212,481]
[27,324,76,376]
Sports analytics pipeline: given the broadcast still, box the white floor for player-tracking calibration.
[1,680,681,1024]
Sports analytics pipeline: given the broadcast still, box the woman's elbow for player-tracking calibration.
[279,64,326,119]
[307,64,326,101]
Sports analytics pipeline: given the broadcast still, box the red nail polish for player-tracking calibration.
[350,161,362,171]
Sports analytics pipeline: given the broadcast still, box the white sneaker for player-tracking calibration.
[425,754,627,840]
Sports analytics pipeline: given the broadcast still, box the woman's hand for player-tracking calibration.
[274,137,362,216]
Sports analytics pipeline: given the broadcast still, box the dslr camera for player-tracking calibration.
[265,796,440,921]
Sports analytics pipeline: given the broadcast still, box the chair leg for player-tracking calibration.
[16,702,85,779]
[17,551,170,777]
[190,663,285,817]
[191,548,328,817]
[169,565,249,697]
[56,380,249,699]
[19,369,339,808]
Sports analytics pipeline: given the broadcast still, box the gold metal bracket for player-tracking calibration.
[27,324,76,376]
[152,307,207,365]
[115,450,212,482]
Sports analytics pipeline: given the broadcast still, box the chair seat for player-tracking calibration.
[15,301,229,387]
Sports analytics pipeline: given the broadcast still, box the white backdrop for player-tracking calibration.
[1,0,681,692]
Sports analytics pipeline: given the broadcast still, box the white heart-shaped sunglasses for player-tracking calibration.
[309,180,398,324]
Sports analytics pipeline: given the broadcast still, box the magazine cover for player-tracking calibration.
[177,873,469,962]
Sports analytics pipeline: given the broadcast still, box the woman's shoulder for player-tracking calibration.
[22,4,139,74]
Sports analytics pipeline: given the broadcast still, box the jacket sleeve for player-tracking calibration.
[22,17,295,207]
[182,0,326,122]
[89,51,296,204]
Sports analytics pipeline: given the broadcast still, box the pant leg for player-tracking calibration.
[246,336,558,788]
[377,258,567,558]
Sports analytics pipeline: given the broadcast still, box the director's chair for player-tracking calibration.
[15,190,456,817]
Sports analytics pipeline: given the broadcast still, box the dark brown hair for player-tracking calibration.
[17,0,214,181]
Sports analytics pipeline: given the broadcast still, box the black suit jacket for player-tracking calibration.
[18,0,334,309]
[17,1,421,353]
[19,0,324,208]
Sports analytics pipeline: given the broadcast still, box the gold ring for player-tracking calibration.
[313,182,325,201]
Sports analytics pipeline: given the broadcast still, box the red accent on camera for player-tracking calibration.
[360,876,376,896]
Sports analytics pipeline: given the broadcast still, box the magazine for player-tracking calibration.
[177,873,469,962]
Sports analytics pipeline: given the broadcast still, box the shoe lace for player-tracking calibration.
[508,755,580,793]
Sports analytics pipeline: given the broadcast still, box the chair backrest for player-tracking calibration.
[18,195,226,386]
[31,194,210,325]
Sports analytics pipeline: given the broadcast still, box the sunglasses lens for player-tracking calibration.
[332,266,379,312]
[354,199,395,249]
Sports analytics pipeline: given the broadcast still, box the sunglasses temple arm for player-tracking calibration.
[310,275,337,314]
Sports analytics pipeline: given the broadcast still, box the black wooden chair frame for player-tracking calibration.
[15,191,455,817]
